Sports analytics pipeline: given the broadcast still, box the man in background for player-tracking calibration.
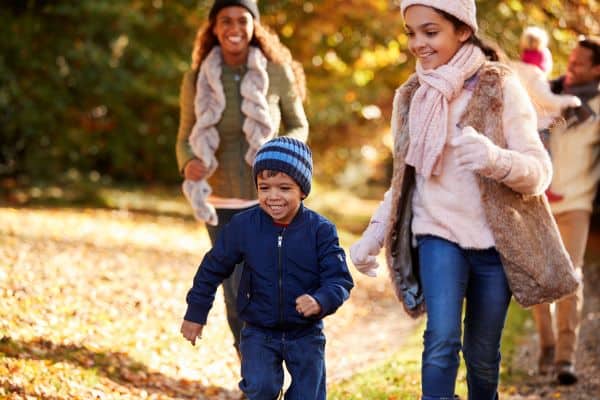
[533,36,600,385]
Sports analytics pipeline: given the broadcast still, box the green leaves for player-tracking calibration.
[0,0,596,188]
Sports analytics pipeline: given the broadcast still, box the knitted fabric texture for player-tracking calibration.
[183,46,275,225]
[253,137,313,196]
[385,63,578,316]
[209,0,259,20]
[406,44,486,177]
[400,0,478,33]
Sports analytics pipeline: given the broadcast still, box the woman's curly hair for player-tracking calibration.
[191,18,306,101]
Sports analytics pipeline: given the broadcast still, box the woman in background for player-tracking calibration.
[175,0,308,357]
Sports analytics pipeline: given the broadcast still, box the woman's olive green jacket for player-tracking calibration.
[176,61,308,200]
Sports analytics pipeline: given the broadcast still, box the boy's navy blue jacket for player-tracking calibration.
[184,204,354,331]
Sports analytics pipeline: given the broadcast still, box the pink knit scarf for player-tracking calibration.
[406,44,486,177]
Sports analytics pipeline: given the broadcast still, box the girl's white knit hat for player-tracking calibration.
[400,0,478,34]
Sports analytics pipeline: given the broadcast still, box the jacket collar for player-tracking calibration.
[257,203,307,230]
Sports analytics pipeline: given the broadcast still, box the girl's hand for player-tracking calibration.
[349,221,385,277]
[184,159,208,181]
[180,320,204,346]
[295,294,322,317]
[451,126,501,176]
[349,236,380,277]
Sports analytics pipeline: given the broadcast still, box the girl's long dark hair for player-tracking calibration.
[436,9,500,62]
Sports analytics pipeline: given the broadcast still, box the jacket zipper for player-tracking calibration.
[277,228,285,325]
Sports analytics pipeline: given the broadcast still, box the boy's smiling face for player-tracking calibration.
[257,171,304,225]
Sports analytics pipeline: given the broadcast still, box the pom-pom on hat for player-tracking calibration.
[209,0,260,21]
[253,137,313,196]
[400,0,478,34]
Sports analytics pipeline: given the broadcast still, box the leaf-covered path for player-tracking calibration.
[501,224,600,400]
[0,207,417,399]
[2,206,599,399]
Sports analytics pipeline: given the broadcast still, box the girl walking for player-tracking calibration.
[350,1,579,399]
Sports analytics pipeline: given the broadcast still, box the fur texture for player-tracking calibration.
[407,44,486,178]
[183,46,275,225]
[385,63,579,318]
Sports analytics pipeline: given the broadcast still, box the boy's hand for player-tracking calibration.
[295,294,322,317]
[180,320,204,346]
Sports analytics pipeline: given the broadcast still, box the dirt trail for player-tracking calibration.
[4,206,597,399]
[0,207,417,399]
[504,221,600,400]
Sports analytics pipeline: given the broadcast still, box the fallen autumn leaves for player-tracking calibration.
[0,207,414,399]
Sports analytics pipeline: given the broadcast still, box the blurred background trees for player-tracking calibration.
[1,0,598,198]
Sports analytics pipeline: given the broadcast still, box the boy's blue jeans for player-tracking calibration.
[417,235,512,400]
[239,324,326,400]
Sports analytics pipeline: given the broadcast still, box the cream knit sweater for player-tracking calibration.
[373,75,552,249]
[549,94,600,214]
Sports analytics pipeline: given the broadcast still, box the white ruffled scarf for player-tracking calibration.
[405,44,486,178]
[182,46,275,225]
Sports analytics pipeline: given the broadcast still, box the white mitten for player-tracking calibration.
[349,221,385,277]
[451,126,512,180]
[559,95,581,110]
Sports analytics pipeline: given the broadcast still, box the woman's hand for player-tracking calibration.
[184,159,208,181]
[180,320,204,346]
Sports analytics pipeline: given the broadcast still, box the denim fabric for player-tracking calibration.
[239,324,326,400]
[417,235,511,400]
[206,207,253,351]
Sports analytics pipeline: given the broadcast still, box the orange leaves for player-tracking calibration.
[0,207,241,399]
[0,205,418,399]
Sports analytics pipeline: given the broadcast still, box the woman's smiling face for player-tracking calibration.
[212,6,254,63]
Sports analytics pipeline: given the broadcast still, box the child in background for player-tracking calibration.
[510,26,581,201]
[350,1,578,399]
[180,137,354,400]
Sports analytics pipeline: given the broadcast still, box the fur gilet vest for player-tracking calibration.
[385,62,580,318]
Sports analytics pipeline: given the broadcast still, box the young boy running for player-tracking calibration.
[181,137,354,400]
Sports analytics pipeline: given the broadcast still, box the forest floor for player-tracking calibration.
[0,187,419,399]
[1,187,598,399]
[500,221,600,400]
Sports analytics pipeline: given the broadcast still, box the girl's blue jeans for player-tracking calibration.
[417,235,512,400]
[239,324,326,400]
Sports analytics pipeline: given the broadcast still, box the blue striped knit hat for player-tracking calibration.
[253,137,313,196]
